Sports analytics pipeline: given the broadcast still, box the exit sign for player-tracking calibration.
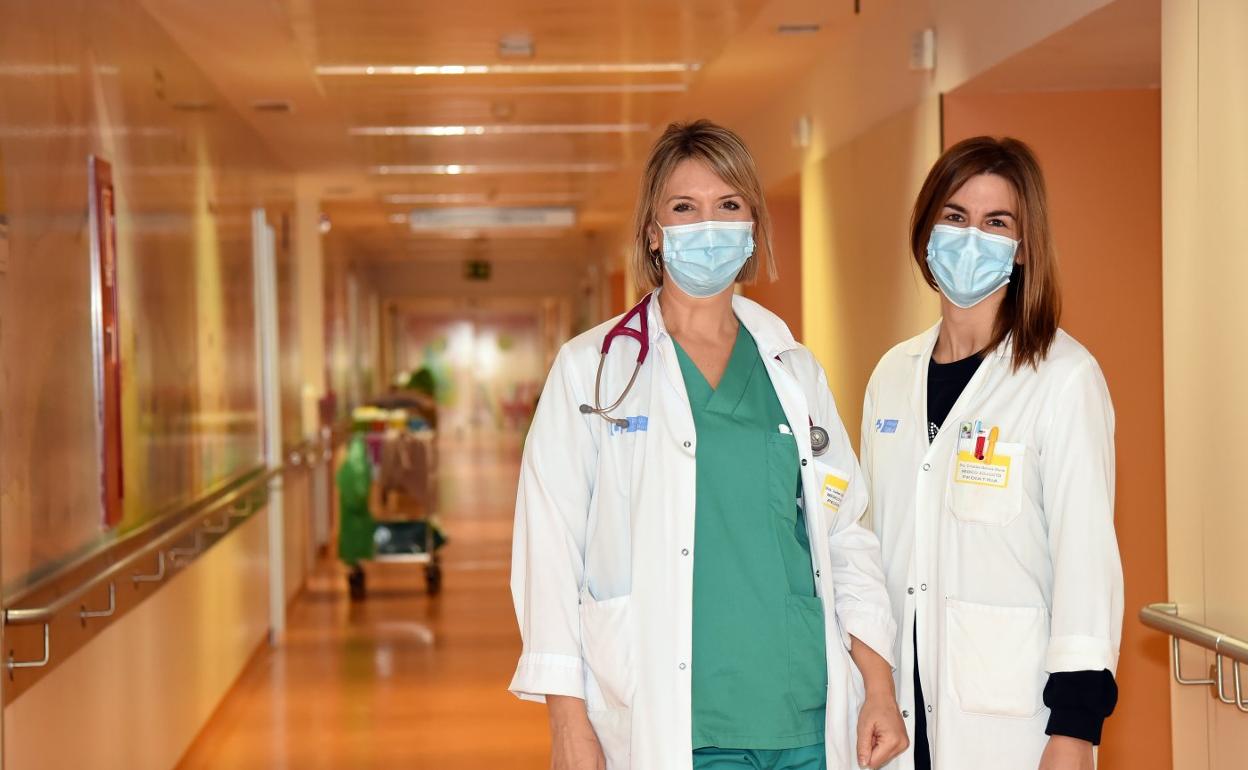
[464,259,491,281]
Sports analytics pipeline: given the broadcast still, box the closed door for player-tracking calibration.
[1162,0,1248,766]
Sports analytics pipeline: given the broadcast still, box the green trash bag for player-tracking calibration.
[337,434,375,566]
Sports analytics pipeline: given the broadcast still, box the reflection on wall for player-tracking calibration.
[391,310,544,434]
[800,101,942,435]
[0,1,290,591]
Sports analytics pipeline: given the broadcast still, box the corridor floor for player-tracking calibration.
[177,431,550,769]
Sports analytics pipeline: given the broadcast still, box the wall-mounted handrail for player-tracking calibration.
[1140,602,1248,714]
[4,467,278,630]
[2,433,333,679]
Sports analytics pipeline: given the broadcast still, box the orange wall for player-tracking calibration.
[943,88,1169,769]
[744,194,803,341]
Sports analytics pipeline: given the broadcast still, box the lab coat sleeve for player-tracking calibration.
[814,366,897,668]
[508,347,597,703]
[1041,358,1124,674]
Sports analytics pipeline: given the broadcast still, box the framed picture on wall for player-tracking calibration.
[89,155,123,528]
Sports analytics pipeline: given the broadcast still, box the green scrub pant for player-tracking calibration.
[692,745,826,770]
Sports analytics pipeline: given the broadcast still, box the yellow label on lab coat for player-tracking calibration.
[954,450,1011,488]
[822,474,849,511]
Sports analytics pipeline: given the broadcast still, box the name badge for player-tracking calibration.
[822,473,849,511]
[954,451,1011,488]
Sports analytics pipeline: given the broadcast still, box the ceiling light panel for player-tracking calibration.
[383,192,583,205]
[316,62,701,76]
[371,163,616,175]
[350,123,650,137]
[407,206,575,230]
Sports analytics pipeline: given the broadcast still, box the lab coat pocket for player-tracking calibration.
[946,598,1049,718]
[787,594,829,713]
[580,593,635,712]
[946,441,1026,526]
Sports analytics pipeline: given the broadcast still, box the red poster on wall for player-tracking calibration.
[89,156,123,527]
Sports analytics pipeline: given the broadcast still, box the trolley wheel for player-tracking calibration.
[348,565,367,601]
[425,563,443,596]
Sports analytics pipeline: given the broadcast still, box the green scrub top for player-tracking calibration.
[674,324,827,751]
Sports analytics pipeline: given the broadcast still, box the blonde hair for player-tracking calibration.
[630,120,776,292]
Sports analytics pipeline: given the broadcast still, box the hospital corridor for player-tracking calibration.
[1,1,1246,769]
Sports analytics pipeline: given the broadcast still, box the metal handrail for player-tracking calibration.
[4,467,278,628]
[1,434,333,677]
[1140,602,1248,713]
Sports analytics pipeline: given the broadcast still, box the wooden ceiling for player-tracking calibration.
[147,0,845,262]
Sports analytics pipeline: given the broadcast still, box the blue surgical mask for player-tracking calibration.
[925,224,1020,308]
[660,220,755,298]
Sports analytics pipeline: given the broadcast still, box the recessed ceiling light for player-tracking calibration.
[383,192,584,205]
[371,163,615,175]
[251,99,294,113]
[776,23,822,35]
[407,207,575,230]
[350,123,650,137]
[316,62,701,76]
[372,83,687,96]
[498,33,535,59]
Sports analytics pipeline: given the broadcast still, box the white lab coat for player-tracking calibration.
[860,323,1124,770]
[510,292,897,770]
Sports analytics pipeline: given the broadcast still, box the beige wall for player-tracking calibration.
[4,511,271,769]
[743,193,802,341]
[0,2,315,765]
[1162,0,1248,765]
[799,101,943,434]
[0,0,296,590]
[944,87,1170,770]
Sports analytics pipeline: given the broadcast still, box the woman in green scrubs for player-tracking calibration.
[677,325,829,769]
[531,119,906,770]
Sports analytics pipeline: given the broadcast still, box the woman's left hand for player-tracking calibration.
[856,693,909,769]
[1038,736,1094,770]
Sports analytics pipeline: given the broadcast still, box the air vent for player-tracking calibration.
[499,33,535,59]
[777,23,822,35]
[252,100,294,114]
[171,100,216,112]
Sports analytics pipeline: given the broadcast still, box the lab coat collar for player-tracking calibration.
[903,319,1014,360]
[643,288,801,359]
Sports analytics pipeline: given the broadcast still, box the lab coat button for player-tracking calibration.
[921,584,928,591]
[801,459,808,466]
[927,705,933,713]
[922,463,931,471]
[679,662,687,671]
[681,548,689,556]
[907,587,915,595]
[683,440,692,449]
[902,710,910,718]
[815,569,821,578]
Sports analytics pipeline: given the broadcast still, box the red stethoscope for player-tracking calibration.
[578,293,830,457]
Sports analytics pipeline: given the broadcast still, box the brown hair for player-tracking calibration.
[910,136,1061,370]
[630,120,776,291]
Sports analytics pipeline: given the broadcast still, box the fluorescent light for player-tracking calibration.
[350,123,650,137]
[316,62,701,76]
[371,163,615,175]
[388,213,409,224]
[349,121,648,136]
[383,192,583,205]
[364,83,687,96]
[407,207,576,230]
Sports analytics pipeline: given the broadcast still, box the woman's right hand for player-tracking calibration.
[548,695,606,770]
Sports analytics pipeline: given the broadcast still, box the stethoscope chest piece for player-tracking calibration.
[809,425,830,457]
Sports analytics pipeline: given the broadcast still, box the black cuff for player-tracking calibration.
[1045,705,1107,745]
[1042,670,1118,746]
